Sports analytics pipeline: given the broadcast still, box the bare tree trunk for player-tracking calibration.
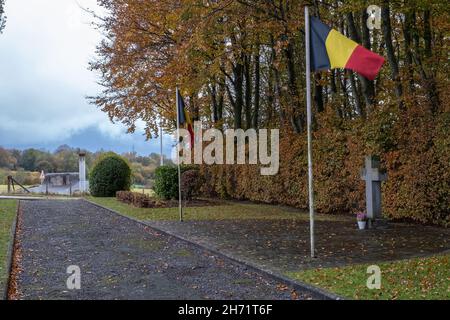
[209,77,225,127]
[330,70,337,95]
[226,59,244,129]
[209,82,219,124]
[270,35,284,124]
[348,71,362,117]
[284,36,303,133]
[346,12,372,116]
[340,71,348,118]
[244,54,253,129]
[423,10,432,58]
[267,68,274,125]
[217,78,224,123]
[381,1,404,109]
[403,10,415,94]
[422,9,440,111]
[234,63,243,129]
[253,43,261,129]
[314,74,324,113]
[312,1,324,114]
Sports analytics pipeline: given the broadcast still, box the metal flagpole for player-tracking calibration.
[160,118,164,166]
[176,87,183,222]
[305,6,315,258]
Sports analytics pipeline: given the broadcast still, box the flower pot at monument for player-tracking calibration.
[357,221,366,230]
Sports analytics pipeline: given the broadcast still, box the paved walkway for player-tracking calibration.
[14,200,312,300]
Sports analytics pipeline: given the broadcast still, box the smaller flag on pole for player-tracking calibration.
[310,17,384,80]
[177,90,195,147]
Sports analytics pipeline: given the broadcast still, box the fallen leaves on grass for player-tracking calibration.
[7,204,23,300]
[287,255,450,300]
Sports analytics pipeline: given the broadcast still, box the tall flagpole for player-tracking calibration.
[175,87,183,222]
[160,118,164,166]
[305,6,315,258]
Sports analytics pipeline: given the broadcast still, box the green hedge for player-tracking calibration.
[198,106,450,227]
[89,152,131,197]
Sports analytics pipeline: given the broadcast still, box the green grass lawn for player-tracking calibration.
[86,196,347,222]
[0,200,17,294]
[287,255,450,300]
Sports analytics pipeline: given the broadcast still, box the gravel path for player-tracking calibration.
[15,200,311,300]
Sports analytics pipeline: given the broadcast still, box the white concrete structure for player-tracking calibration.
[79,152,87,193]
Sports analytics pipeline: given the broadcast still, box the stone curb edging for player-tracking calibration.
[0,196,81,201]
[83,198,344,301]
[2,201,20,300]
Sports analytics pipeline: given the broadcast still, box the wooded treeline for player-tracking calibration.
[0,145,169,187]
[91,0,449,226]
[91,0,448,133]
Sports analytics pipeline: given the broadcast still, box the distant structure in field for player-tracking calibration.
[29,152,88,195]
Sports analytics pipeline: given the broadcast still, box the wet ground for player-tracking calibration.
[14,200,312,300]
[147,218,450,273]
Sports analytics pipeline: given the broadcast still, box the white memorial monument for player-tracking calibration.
[79,152,87,193]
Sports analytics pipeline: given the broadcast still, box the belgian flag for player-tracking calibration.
[310,17,384,80]
[177,90,194,147]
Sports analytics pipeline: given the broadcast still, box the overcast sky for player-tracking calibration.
[0,0,172,156]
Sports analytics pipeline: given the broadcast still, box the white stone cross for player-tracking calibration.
[361,155,387,222]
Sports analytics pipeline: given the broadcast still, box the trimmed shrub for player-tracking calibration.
[116,191,156,208]
[89,153,131,197]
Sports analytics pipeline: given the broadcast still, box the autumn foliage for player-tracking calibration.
[201,105,449,226]
[91,1,449,226]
